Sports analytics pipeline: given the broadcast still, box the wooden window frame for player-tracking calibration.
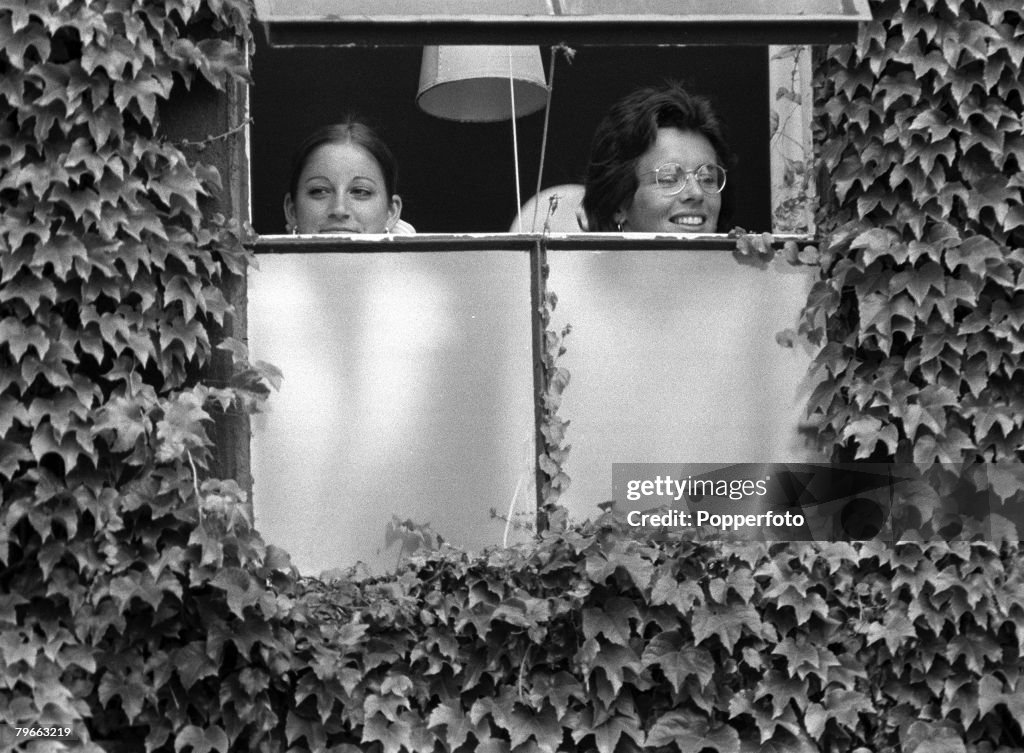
[242,4,868,533]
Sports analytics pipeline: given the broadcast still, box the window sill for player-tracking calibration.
[252,231,816,254]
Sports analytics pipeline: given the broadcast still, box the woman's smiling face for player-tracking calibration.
[284,141,400,234]
[617,127,723,233]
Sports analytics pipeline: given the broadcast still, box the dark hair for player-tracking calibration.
[582,81,734,232]
[287,118,399,200]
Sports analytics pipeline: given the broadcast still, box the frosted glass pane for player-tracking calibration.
[546,249,817,524]
[248,252,535,575]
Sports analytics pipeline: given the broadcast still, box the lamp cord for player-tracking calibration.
[531,44,574,233]
[509,48,525,233]
[532,47,557,233]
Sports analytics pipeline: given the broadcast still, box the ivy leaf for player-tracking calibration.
[0,629,36,667]
[823,688,872,730]
[865,611,917,654]
[903,384,956,438]
[366,692,413,729]
[174,724,229,753]
[286,711,327,751]
[665,646,715,692]
[690,604,760,653]
[88,104,125,147]
[150,162,207,210]
[155,390,210,462]
[113,72,172,123]
[0,272,58,312]
[851,227,901,264]
[211,567,261,618]
[740,736,818,753]
[903,261,945,305]
[30,422,87,472]
[581,641,643,695]
[803,702,828,738]
[509,704,562,753]
[0,394,29,436]
[55,644,97,674]
[165,274,201,322]
[912,428,974,465]
[965,398,1017,439]
[428,701,482,750]
[50,183,102,224]
[477,738,511,753]
[650,573,702,612]
[380,673,414,697]
[902,721,968,753]
[984,464,1024,503]
[879,70,920,111]
[196,38,253,87]
[95,394,153,453]
[582,598,637,646]
[159,318,206,362]
[647,709,740,751]
[590,714,644,753]
[82,36,134,77]
[773,637,841,681]
[0,318,49,361]
[491,595,551,638]
[172,642,218,690]
[469,689,517,732]
[0,439,34,480]
[362,714,413,753]
[724,569,757,603]
[840,416,899,459]
[585,550,653,590]
[977,674,1005,719]
[775,588,830,625]
[98,670,147,723]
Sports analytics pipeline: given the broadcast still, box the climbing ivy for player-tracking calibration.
[297,515,1024,753]
[3,0,1023,751]
[805,0,1024,503]
[537,268,572,531]
[0,0,305,749]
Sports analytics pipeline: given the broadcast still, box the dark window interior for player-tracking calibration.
[250,35,770,234]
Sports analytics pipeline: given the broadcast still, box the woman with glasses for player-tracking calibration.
[284,118,414,235]
[582,81,733,233]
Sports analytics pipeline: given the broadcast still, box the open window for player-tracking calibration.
[251,43,778,235]
[245,0,871,574]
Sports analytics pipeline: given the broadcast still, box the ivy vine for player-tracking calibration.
[537,255,572,533]
[2,0,1023,751]
[803,0,1024,524]
[0,0,299,748]
[299,515,1024,753]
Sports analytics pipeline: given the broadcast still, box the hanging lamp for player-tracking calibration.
[416,45,547,122]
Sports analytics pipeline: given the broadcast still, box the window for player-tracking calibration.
[251,44,775,235]
[246,2,869,574]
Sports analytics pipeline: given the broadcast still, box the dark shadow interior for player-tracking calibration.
[250,34,771,234]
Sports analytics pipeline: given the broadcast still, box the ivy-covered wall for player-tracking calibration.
[0,0,290,749]
[1,0,1023,751]
[807,0,1024,479]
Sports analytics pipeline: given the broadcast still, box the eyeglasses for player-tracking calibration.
[640,163,727,195]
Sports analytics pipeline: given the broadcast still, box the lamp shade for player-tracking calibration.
[417,45,548,122]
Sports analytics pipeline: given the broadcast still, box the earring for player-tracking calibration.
[616,221,623,232]
[385,224,392,235]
